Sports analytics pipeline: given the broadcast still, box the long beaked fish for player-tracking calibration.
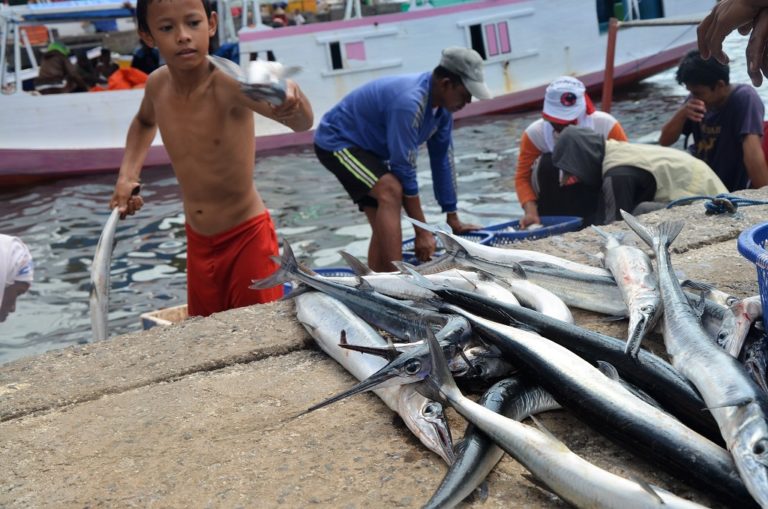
[421,327,711,509]
[404,216,612,278]
[295,291,455,464]
[423,377,560,509]
[402,267,721,443]
[440,304,753,506]
[592,226,662,357]
[89,207,120,342]
[622,210,768,508]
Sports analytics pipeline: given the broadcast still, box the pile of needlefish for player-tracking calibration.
[251,212,768,509]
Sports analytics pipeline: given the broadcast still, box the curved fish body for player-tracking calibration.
[295,291,455,464]
[718,296,763,358]
[89,207,120,342]
[592,227,661,357]
[404,217,611,278]
[622,212,768,507]
[402,267,721,441]
[422,328,710,509]
[443,305,751,506]
[448,343,517,383]
[742,330,768,395]
[424,377,560,509]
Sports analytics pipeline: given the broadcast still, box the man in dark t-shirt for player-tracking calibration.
[659,50,768,191]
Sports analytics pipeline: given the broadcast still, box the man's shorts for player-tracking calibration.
[185,211,283,317]
[315,144,389,211]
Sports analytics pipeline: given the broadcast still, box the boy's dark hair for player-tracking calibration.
[136,0,213,34]
[433,65,464,87]
[675,49,730,88]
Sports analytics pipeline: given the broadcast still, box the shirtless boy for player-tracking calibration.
[110,0,313,316]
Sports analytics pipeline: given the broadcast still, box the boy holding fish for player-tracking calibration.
[110,0,313,316]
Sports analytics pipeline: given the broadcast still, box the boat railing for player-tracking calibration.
[601,15,704,113]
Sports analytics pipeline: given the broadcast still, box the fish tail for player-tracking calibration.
[656,220,685,250]
[424,326,463,402]
[435,231,465,257]
[250,238,299,289]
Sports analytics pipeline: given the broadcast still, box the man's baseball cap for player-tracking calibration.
[542,76,595,123]
[439,47,492,100]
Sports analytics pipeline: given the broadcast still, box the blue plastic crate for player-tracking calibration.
[283,267,356,295]
[737,223,768,319]
[401,230,494,265]
[482,216,583,247]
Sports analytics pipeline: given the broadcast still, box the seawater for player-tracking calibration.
[0,32,762,364]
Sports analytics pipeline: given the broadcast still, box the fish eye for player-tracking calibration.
[726,297,739,306]
[754,438,768,456]
[641,305,655,313]
[423,402,441,418]
[717,331,728,341]
[404,359,421,375]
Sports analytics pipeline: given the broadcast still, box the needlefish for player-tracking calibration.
[90,185,140,342]
[592,226,662,357]
[622,210,768,507]
[294,291,455,464]
[420,327,710,509]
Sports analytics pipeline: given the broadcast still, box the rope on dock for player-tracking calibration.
[665,194,768,214]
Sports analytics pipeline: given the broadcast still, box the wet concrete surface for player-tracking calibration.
[2,189,768,508]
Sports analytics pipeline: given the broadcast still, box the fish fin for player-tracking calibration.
[528,414,559,441]
[656,220,685,249]
[629,476,664,504]
[596,360,620,381]
[473,481,490,503]
[705,397,753,410]
[398,264,442,291]
[590,224,610,240]
[250,239,298,289]
[338,250,373,276]
[424,325,463,402]
[352,276,375,293]
[681,279,715,293]
[402,215,451,233]
[620,210,655,248]
[434,231,465,257]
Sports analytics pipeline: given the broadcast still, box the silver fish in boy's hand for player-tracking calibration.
[208,55,300,106]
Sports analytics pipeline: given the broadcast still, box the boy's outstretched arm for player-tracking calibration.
[110,91,157,218]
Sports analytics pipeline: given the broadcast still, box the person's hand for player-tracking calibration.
[698,0,768,85]
[270,79,302,121]
[110,179,143,219]
[414,229,436,263]
[683,98,707,123]
[520,202,541,229]
[446,212,481,234]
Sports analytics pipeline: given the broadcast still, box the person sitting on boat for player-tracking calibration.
[95,49,120,84]
[314,47,488,271]
[110,0,313,317]
[130,40,161,76]
[552,126,728,225]
[33,42,90,95]
[0,234,34,323]
[658,50,768,192]
[515,76,628,228]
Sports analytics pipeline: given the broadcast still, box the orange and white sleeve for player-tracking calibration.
[608,122,628,142]
[515,132,543,206]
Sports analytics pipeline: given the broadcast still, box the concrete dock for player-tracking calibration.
[2,189,768,508]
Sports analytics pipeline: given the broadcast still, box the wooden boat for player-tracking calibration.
[1,0,713,187]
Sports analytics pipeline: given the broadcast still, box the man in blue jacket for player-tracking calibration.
[314,47,490,271]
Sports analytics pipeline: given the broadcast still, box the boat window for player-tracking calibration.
[469,21,512,60]
[329,42,343,70]
[327,41,368,70]
[249,51,277,62]
[316,27,401,76]
[597,0,665,32]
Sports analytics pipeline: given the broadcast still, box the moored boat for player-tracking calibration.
[1,0,713,186]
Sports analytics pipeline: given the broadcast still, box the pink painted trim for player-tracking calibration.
[498,21,510,53]
[240,0,529,42]
[485,24,499,56]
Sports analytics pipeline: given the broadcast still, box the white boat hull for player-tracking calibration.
[0,0,713,185]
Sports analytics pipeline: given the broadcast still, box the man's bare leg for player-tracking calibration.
[366,174,403,272]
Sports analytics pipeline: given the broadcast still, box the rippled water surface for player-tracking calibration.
[0,33,761,364]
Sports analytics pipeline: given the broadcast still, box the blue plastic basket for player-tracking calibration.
[737,223,768,319]
[402,231,494,265]
[482,216,583,247]
[283,267,356,295]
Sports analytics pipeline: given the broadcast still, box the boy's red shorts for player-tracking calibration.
[185,211,283,317]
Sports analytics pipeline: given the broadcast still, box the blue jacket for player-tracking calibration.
[314,72,458,212]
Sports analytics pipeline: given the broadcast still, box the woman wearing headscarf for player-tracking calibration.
[0,235,34,323]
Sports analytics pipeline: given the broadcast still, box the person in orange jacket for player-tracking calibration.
[514,76,627,227]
